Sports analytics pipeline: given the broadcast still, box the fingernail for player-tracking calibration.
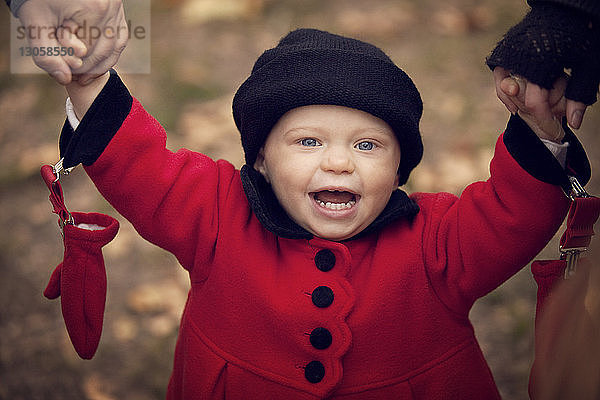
[76,45,88,58]
[571,110,583,129]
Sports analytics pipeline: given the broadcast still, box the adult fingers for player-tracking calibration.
[501,75,527,109]
[566,100,587,130]
[30,38,73,84]
[493,67,519,114]
[500,77,520,99]
[564,59,600,107]
[57,19,88,58]
[72,2,128,85]
[75,32,127,85]
[563,58,598,129]
[16,1,75,84]
[55,21,87,71]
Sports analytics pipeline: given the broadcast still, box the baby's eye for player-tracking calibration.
[356,141,375,151]
[300,138,320,147]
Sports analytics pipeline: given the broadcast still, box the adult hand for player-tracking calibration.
[16,0,128,85]
[493,66,588,130]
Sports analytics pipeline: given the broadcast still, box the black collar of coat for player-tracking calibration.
[240,165,420,241]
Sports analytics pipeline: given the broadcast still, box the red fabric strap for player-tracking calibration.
[560,196,600,250]
[40,164,71,224]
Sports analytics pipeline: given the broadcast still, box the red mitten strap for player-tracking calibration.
[41,164,119,359]
[41,164,73,227]
[531,193,600,315]
[560,195,600,250]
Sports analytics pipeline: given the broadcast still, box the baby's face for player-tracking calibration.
[254,105,401,241]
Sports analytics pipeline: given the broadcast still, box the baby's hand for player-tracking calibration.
[497,69,567,143]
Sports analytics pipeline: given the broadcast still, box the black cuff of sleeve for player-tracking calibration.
[503,113,591,192]
[59,70,133,168]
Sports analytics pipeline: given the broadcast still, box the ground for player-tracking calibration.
[0,0,599,399]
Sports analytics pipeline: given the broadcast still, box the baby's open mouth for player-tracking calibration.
[312,190,357,210]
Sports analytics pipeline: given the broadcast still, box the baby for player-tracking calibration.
[59,29,589,399]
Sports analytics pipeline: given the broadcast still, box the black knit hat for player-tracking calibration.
[232,28,423,185]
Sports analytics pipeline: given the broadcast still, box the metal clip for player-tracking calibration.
[52,158,76,182]
[58,213,75,237]
[559,176,591,278]
[566,176,589,200]
[560,247,587,279]
[49,158,76,236]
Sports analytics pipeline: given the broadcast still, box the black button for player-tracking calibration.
[310,327,332,350]
[314,249,335,272]
[311,286,334,308]
[304,361,325,383]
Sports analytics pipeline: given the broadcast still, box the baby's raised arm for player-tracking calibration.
[66,72,110,120]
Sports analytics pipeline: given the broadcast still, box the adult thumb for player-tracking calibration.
[565,59,600,106]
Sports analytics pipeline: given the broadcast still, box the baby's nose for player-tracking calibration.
[320,148,355,174]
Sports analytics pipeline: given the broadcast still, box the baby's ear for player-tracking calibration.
[253,148,270,183]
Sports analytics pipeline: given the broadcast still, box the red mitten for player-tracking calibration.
[529,259,595,399]
[44,212,119,359]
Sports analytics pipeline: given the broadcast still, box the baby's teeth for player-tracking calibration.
[317,199,356,210]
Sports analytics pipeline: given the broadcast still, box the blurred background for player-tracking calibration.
[1,0,598,399]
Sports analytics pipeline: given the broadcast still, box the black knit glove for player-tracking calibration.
[487,3,600,105]
[528,0,600,19]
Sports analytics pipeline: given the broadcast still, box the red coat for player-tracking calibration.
[81,96,572,399]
